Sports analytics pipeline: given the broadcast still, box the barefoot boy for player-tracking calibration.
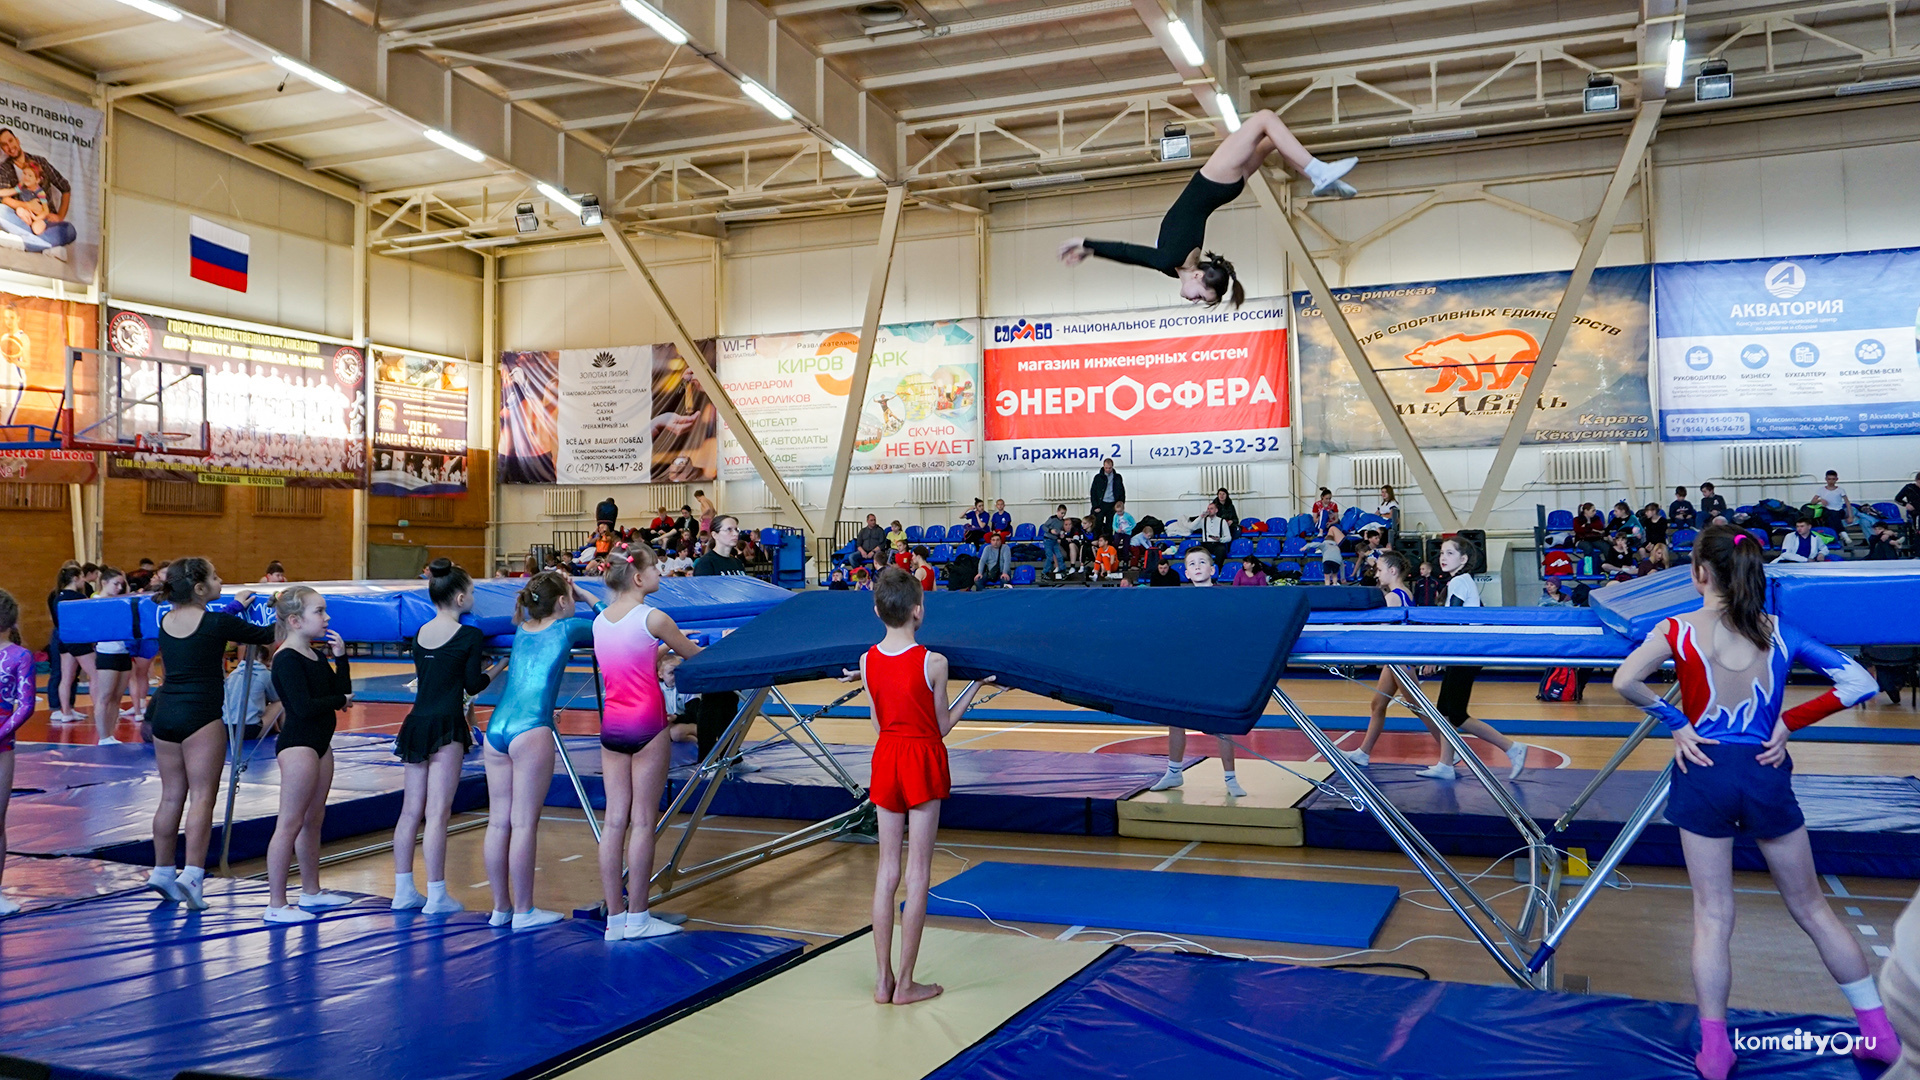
[853,567,993,1005]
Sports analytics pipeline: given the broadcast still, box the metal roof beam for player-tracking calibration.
[861,37,1162,90]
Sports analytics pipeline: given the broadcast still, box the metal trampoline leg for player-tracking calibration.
[1553,686,1677,832]
[552,725,601,843]
[1387,664,1543,844]
[653,686,770,892]
[217,646,254,876]
[1528,763,1672,973]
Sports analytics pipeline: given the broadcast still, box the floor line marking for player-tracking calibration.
[1152,840,1201,872]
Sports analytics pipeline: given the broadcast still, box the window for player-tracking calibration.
[0,482,67,511]
[255,486,324,519]
[145,480,224,515]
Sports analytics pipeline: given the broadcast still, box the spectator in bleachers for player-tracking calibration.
[961,498,990,544]
[1311,488,1339,533]
[1089,459,1125,539]
[660,539,694,576]
[827,566,851,591]
[974,533,1012,588]
[1356,523,1390,584]
[1607,500,1637,536]
[1776,517,1829,563]
[886,520,907,547]
[988,499,1013,539]
[1376,485,1399,525]
[1636,541,1671,577]
[1129,522,1160,573]
[856,514,889,565]
[1040,504,1070,578]
[595,495,619,528]
[1897,472,1920,523]
[1320,524,1347,583]
[1670,487,1696,527]
[1539,580,1573,607]
[1869,521,1906,561]
[1149,552,1184,586]
[910,547,936,591]
[650,507,674,532]
[1231,558,1269,587]
[1600,534,1638,580]
[1412,560,1442,606]
[1698,482,1728,521]
[1111,500,1136,539]
[736,530,763,567]
[1209,489,1240,535]
[1572,503,1607,551]
[1198,501,1233,564]
[591,522,615,557]
[1092,535,1120,581]
[890,538,912,570]
[1808,470,1853,529]
[675,504,697,534]
[1638,503,1668,545]
[1063,515,1088,572]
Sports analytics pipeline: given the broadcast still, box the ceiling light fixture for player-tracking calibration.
[1215,89,1241,132]
[619,0,689,44]
[1695,59,1732,101]
[107,0,183,22]
[514,202,540,234]
[1008,172,1083,189]
[1166,17,1205,67]
[424,128,486,162]
[715,207,782,221]
[578,195,603,227]
[536,182,582,217]
[830,146,879,178]
[1834,75,1920,96]
[740,80,794,121]
[1664,37,1687,90]
[1386,127,1478,147]
[1582,74,1620,113]
[271,56,346,93]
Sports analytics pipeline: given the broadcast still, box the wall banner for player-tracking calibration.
[1293,265,1653,454]
[104,305,366,488]
[370,347,468,497]
[1654,249,1920,440]
[983,302,1288,471]
[0,82,102,285]
[497,342,719,485]
[716,321,980,481]
[0,291,95,484]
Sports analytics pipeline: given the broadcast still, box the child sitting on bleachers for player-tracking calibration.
[1670,487,1696,527]
[1092,535,1120,580]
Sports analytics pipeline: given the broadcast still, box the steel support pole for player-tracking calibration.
[822,184,908,531]
[1530,764,1672,973]
[1465,101,1663,529]
[217,644,254,876]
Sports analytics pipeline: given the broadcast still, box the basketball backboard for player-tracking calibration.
[64,347,211,456]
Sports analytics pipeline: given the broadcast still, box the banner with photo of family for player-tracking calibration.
[1654,248,1920,440]
[370,347,469,497]
[496,342,719,485]
[715,321,981,481]
[1292,265,1654,454]
[103,305,367,488]
[0,291,96,483]
[983,302,1289,471]
[0,81,102,285]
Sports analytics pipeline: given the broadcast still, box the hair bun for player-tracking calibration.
[427,558,454,577]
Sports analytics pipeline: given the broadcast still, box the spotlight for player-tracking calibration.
[1159,123,1191,162]
[1583,74,1620,113]
[514,202,539,234]
[1695,59,1732,102]
[578,194,603,227]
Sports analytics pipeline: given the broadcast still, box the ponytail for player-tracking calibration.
[1197,252,1245,310]
[1694,524,1772,650]
[0,588,19,645]
[602,545,659,595]
[425,557,472,609]
[271,585,321,649]
[515,570,570,625]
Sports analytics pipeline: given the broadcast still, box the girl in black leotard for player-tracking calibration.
[1058,110,1359,306]
[390,559,503,915]
[264,585,354,923]
[147,558,271,910]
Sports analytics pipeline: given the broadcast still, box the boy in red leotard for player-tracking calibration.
[849,567,993,1006]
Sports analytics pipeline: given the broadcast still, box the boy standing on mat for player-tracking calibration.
[847,567,994,1005]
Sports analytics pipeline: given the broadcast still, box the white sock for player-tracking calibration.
[396,872,415,892]
[427,880,448,901]
[605,912,628,941]
[489,909,512,927]
[1222,772,1248,798]
[1841,975,1885,1011]
[179,866,205,888]
[150,866,177,883]
[423,885,464,915]
[264,905,316,924]
[300,891,352,909]
[625,912,683,939]
[0,895,20,917]
[512,908,563,929]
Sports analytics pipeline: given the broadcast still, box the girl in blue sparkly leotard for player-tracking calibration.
[483,570,600,930]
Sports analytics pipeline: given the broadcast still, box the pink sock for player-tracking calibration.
[1695,1018,1734,1080]
[1855,1006,1901,1064]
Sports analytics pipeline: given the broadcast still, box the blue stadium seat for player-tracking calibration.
[1253,537,1282,559]
[1352,513,1387,534]
[1547,510,1575,532]
[1290,513,1316,537]
[923,524,946,542]
[1669,528,1697,551]
[905,525,924,543]
[1219,560,1241,582]
[959,542,980,557]
[1282,535,1311,555]
[837,540,857,555]
[1176,538,1199,556]
[1300,559,1323,583]
[1339,507,1363,532]
[1872,501,1904,523]
[1013,522,1038,542]
[1227,537,1253,559]
[929,544,953,563]
[1010,565,1037,585]
[1266,516,1290,534]
[1240,518,1261,533]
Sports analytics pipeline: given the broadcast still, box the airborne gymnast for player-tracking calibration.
[1058,109,1358,308]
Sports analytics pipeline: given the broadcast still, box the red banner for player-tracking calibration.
[983,302,1289,469]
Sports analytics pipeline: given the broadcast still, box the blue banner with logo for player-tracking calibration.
[1654,248,1920,440]
[1293,266,1652,454]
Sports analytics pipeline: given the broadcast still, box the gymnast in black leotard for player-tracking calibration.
[1059,109,1359,307]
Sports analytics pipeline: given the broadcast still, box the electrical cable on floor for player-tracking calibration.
[686,917,841,938]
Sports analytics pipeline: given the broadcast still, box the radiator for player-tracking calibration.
[1198,463,1252,495]
[1351,454,1409,491]
[762,478,807,509]
[544,488,585,518]
[910,474,951,506]
[643,484,689,512]
[1542,447,1613,485]
[1721,442,1800,481]
[1042,469,1092,504]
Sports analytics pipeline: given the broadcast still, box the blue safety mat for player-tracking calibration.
[353,667,614,709]
[1290,620,1636,663]
[5,734,487,864]
[927,950,1873,1080]
[1591,561,1920,645]
[0,856,154,917]
[1301,764,1920,878]
[0,879,802,1080]
[7,741,158,794]
[676,588,1311,734]
[543,738,1179,836]
[924,862,1398,947]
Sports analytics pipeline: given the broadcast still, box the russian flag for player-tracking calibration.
[189,215,249,292]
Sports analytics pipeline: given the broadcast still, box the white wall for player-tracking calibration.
[108,114,356,340]
[369,249,484,360]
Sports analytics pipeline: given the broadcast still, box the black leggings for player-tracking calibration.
[1436,667,1481,728]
